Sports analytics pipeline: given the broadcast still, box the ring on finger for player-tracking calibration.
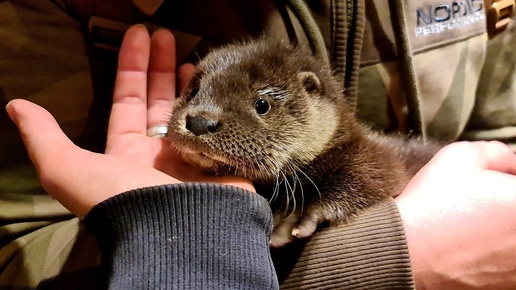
[147,124,169,138]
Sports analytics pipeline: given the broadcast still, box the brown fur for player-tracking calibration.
[167,40,441,247]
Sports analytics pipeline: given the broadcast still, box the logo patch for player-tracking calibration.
[415,0,486,36]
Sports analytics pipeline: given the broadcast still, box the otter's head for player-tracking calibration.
[167,41,352,183]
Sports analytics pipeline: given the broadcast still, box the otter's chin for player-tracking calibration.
[181,152,217,170]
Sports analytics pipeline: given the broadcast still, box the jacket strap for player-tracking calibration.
[132,0,164,16]
[486,0,515,38]
[87,0,143,50]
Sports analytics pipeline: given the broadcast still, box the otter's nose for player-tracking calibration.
[185,115,219,136]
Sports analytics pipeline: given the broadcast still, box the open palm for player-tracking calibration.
[6,25,253,218]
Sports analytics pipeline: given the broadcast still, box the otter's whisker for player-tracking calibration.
[280,172,292,218]
[294,164,322,200]
[269,171,281,204]
[284,173,298,217]
[290,163,305,218]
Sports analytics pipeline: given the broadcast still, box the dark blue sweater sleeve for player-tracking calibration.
[83,183,278,289]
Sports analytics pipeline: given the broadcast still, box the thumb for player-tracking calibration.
[6,99,77,171]
[5,99,86,214]
[6,99,179,218]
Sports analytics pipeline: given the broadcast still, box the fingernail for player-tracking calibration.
[133,23,148,31]
[5,101,18,124]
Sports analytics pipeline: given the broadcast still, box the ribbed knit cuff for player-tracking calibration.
[83,183,278,289]
[279,198,415,290]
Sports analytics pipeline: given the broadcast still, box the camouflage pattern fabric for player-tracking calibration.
[358,34,488,141]
[0,1,104,288]
[364,0,514,145]
[358,0,505,143]
[0,0,515,288]
[462,21,516,146]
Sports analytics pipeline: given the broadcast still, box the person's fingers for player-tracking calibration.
[432,141,516,175]
[474,141,516,175]
[107,24,151,144]
[177,63,196,96]
[147,29,177,127]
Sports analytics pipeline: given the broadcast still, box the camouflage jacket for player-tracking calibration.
[0,0,515,289]
[2,0,515,165]
[70,0,516,144]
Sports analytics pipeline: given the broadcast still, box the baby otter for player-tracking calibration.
[167,40,440,247]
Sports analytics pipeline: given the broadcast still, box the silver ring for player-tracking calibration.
[146,124,169,138]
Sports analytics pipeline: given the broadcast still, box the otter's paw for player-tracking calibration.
[270,213,299,248]
[292,207,326,239]
[270,206,327,248]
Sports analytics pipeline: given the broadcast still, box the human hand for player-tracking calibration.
[397,141,516,289]
[5,25,254,219]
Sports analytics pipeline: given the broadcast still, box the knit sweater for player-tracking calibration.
[83,183,414,289]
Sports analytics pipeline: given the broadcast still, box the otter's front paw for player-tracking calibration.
[269,206,326,248]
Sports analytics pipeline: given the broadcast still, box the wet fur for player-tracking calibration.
[167,40,441,247]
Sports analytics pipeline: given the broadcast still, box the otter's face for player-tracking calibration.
[167,44,341,182]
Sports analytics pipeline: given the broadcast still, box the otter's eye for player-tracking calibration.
[254,98,270,115]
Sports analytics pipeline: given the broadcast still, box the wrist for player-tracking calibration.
[396,195,465,290]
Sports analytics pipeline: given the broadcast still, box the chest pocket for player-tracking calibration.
[357,0,492,142]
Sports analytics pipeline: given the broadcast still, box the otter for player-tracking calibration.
[167,40,440,247]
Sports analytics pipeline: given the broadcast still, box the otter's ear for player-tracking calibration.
[298,71,321,93]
